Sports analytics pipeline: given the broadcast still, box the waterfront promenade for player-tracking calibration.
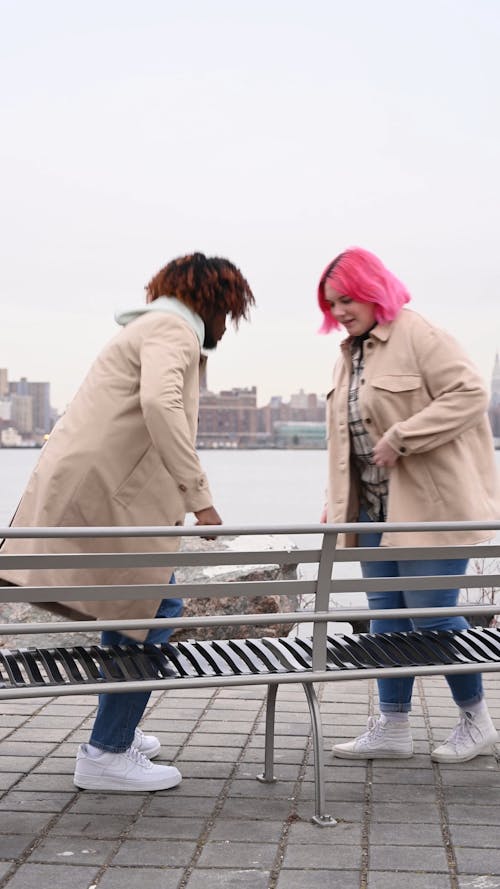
[0,673,499,889]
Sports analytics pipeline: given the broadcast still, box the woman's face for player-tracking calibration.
[324,283,377,336]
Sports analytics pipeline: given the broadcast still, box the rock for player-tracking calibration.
[173,534,299,641]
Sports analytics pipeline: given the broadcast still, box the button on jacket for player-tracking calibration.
[326,309,500,547]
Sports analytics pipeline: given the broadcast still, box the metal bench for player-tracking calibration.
[1,521,500,826]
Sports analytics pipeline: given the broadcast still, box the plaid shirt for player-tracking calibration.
[349,339,389,521]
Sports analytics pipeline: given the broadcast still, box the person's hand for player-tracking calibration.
[373,438,400,468]
[320,505,328,523]
[194,506,223,541]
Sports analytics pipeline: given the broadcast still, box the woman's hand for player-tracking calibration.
[320,505,328,523]
[373,438,400,468]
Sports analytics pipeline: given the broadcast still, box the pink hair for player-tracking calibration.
[317,247,411,334]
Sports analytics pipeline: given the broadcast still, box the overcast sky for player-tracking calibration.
[1,0,499,411]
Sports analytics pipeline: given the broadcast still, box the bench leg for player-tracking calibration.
[256,683,278,784]
[302,682,337,827]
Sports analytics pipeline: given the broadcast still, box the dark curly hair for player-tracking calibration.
[145,252,255,325]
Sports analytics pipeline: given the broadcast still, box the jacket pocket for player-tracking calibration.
[371,374,422,393]
[113,446,161,507]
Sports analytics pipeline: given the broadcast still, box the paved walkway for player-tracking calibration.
[0,674,499,889]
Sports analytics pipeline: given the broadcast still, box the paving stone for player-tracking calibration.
[370,802,440,823]
[0,812,54,835]
[445,785,500,805]
[0,863,12,880]
[48,814,131,839]
[276,869,360,888]
[0,834,34,858]
[128,816,205,840]
[66,793,147,816]
[458,878,500,889]
[296,801,364,823]
[0,773,24,791]
[371,766,435,784]
[219,797,293,821]
[33,758,75,775]
[301,782,365,803]
[282,842,361,869]
[450,824,500,848]
[455,848,500,875]
[2,863,100,889]
[111,838,195,867]
[369,821,443,846]
[13,774,75,793]
[198,840,275,868]
[0,742,57,756]
[186,869,271,888]
[368,874,451,889]
[210,819,283,843]
[448,804,500,825]
[0,791,74,812]
[177,746,240,763]
[147,794,214,818]
[231,778,296,799]
[189,732,252,746]
[27,836,116,864]
[370,783,437,803]
[98,867,183,889]
[369,843,448,871]
[288,821,361,845]
[7,729,70,742]
[0,757,40,772]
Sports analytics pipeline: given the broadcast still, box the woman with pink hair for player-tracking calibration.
[319,247,500,764]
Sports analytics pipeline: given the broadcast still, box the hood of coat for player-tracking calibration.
[114,296,205,347]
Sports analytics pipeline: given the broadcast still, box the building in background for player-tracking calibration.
[0,368,55,446]
[197,366,326,449]
[489,353,500,446]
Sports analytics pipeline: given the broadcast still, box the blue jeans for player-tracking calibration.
[89,576,183,752]
[358,509,483,712]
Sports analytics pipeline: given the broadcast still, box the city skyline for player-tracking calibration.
[1,3,500,414]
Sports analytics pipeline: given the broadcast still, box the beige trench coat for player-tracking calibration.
[0,311,213,640]
[326,309,500,547]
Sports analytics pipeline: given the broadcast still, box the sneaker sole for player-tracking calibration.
[332,747,413,760]
[74,772,182,792]
[431,732,499,764]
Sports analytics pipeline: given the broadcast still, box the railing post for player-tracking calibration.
[312,529,338,672]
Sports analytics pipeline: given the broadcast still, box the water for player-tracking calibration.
[0,447,329,528]
[2,447,500,527]
[1,448,499,611]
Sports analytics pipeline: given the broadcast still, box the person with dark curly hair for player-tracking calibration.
[0,252,255,792]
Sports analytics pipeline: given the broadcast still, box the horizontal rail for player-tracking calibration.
[1,604,499,637]
[1,573,498,605]
[2,520,500,539]
[0,545,499,572]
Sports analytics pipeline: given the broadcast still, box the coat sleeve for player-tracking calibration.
[138,316,214,513]
[383,324,489,455]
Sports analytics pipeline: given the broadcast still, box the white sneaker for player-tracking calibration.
[431,709,499,763]
[74,744,182,791]
[333,716,413,759]
[134,727,161,759]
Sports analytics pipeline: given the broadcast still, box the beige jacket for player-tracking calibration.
[0,305,213,639]
[326,309,500,547]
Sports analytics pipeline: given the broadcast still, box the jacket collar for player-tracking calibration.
[114,296,205,347]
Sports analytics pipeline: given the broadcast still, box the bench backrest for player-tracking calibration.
[1,521,499,673]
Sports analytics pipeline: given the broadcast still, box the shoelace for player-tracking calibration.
[443,712,482,750]
[358,715,384,746]
[125,744,153,769]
